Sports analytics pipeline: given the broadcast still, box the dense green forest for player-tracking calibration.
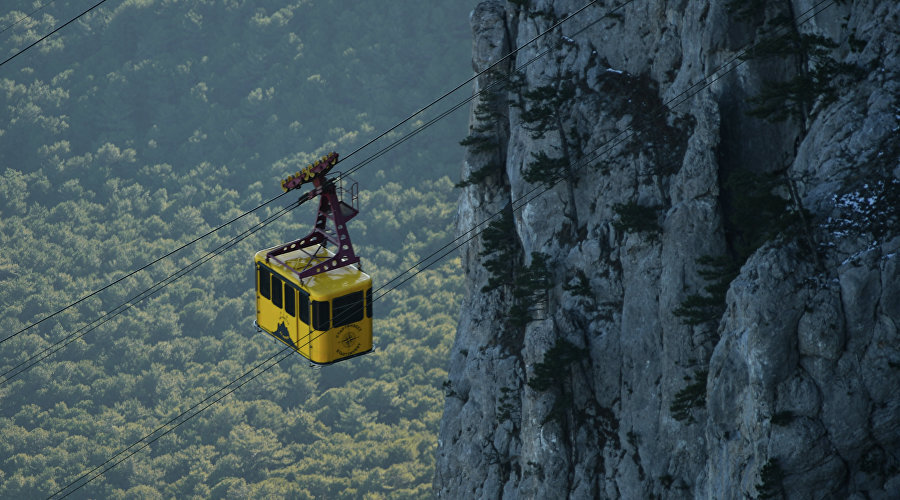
[0,0,475,497]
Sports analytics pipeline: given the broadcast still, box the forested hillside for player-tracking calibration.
[0,0,475,497]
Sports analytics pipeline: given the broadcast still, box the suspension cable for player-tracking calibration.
[337,0,636,180]
[337,0,617,166]
[0,198,304,386]
[369,0,839,305]
[2,190,293,346]
[0,0,59,35]
[0,0,109,69]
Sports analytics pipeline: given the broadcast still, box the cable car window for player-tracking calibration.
[366,288,372,318]
[312,300,330,331]
[284,285,295,317]
[334,291,363,327]
[272,276,283,308]
[298,289,310,325]
[258,267,271,299]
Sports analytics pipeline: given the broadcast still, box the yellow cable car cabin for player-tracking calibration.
[254,245,373,365]
[254,152,373,365]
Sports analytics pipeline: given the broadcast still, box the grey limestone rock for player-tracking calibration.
[436,0,900,498]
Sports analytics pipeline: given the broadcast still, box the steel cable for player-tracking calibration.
[0,0,109,69]
[0,0,59,35]
[0,198,304,386]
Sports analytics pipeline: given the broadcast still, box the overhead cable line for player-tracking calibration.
[50,343,294,499]
[9,0,621,355]
[367,0,840,303]
[49,1,838,495]
[0,0,58,35]
[0,0,109,69]
[338,0,646,293]
[0,198,304,387]
[367,0,666,292]
[336,0,613,166]
[337,0,637,180]
[1,190,293,346]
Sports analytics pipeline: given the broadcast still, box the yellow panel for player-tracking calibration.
[306,317,374,364]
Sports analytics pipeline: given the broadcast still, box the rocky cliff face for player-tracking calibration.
[435,0,899,498]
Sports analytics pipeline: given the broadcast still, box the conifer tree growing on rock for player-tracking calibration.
[512,69,582,229]
[458,70,510,188]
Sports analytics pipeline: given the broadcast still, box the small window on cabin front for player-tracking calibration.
[312,300,330,331]
[366,288,373,318]
[272,277,283,308]
[298,289,310,325]
[258,267,271,299]
[284,286,295,317]
[333,290,364,327]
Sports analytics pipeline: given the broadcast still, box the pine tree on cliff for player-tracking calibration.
[457,80,507,188]
[512,69,582,229]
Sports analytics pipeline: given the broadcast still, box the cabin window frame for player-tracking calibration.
[271,276,283,308]
[312,300,330,331]
[284,285,295,317]
[298,288,310,325]
[333,290,364,327]
[258,266,271,300]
